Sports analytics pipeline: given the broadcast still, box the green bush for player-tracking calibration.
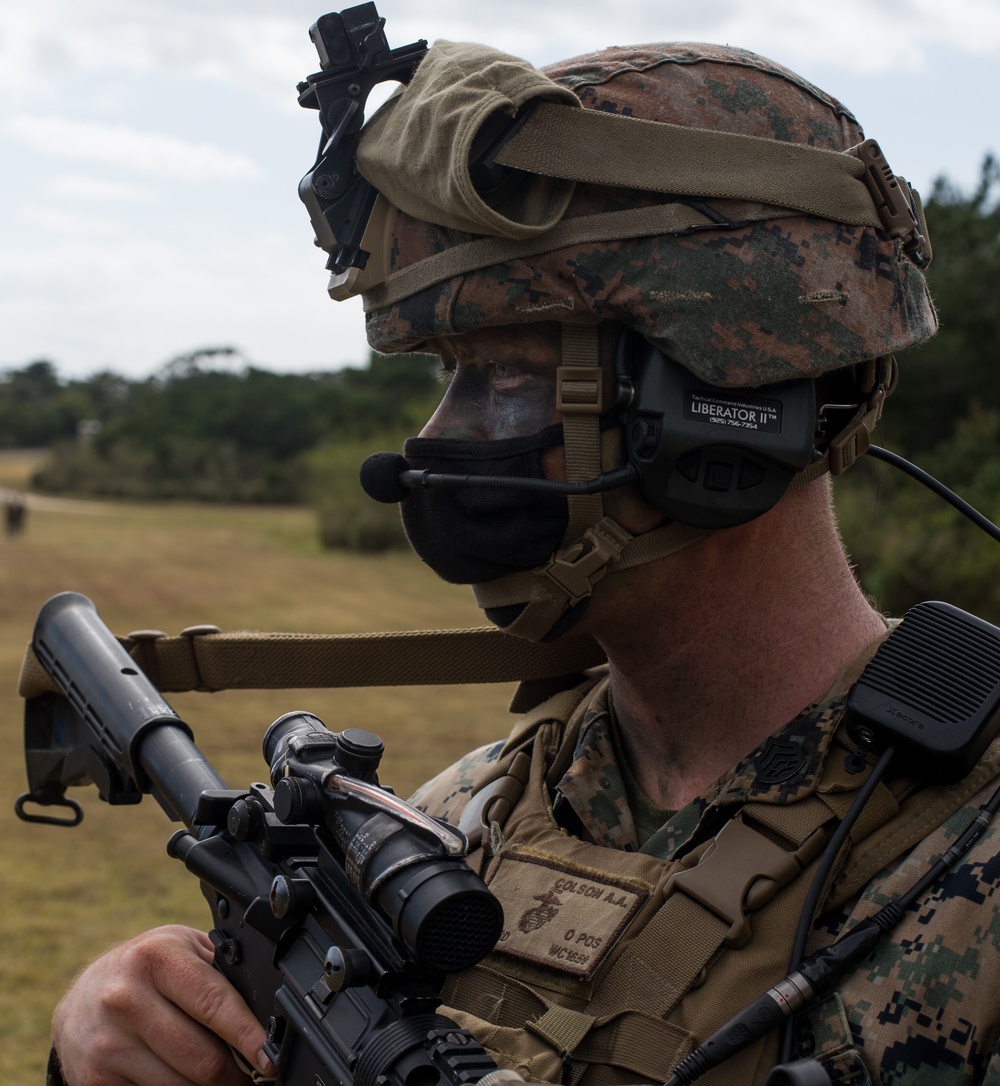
[33,437,308,503]
[307,438,409,553]
[882,156,1000,454]
[833,157,1000,622]
[836,406,1000,623]
[18,348,442,507]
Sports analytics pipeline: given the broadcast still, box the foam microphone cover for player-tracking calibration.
[359,452,411,504]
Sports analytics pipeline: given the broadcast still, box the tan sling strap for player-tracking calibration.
[17,624,606,700]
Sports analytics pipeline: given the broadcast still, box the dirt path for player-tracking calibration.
[0,486,112,514]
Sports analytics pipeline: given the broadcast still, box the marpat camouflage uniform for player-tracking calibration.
[411,679,1000,1086]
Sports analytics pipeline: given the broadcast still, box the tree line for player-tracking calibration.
[2,157,998,616]
[3,348,439,506]
[834,156,1000,621]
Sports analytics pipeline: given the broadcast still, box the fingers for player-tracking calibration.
[145,928,274,1080]
[53,925,274,1086]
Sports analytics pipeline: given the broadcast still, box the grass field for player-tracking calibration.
[0,454,517,1084]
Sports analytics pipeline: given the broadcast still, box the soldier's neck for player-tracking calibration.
[591,485,885,811]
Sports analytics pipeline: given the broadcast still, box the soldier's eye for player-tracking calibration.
[491,364,519,385]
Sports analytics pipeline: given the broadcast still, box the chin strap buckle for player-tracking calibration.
[827,356,896,476]
[538,518,633,605]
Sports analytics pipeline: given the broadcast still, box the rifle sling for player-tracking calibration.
[18,626,607,702]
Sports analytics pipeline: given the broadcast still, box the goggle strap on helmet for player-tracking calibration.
[360,199,792,311]
[494,104,888,228]
[558,323,605,545]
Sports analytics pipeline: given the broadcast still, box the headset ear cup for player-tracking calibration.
[620,338,817,529]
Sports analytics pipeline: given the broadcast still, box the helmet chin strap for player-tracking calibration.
[472,323,717,642]
[472,516,713,641]
[471,329,891,643]
[471,325,890,638]
[471,461,831,643]
[557,323,606,545]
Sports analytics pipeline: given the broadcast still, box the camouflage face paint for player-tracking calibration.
[420,325,564,443]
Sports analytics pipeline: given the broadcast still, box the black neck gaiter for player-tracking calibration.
[400,424,568,585]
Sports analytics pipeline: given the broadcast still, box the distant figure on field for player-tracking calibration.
[5,494,27,537]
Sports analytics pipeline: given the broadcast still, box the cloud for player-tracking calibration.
[44,173,164,204]
[387,0,1000,72]
[4,115,264,182]
[34,0,933,128]
[5,1,1000,111]
[0,0,994,379]
[0,224,369,376]
[696,0,1000,73]
[0,1,320,110]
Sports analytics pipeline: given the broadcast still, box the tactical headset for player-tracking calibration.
[361,327,887,533]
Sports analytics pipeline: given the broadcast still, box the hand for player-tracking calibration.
[51,925,275,1086]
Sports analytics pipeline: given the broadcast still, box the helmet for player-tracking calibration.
[308,38,937,639]
[356,42,936,387]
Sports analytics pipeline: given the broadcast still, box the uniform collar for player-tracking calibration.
[554,679,847,857]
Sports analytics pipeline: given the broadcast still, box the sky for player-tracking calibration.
[1,0,998,381]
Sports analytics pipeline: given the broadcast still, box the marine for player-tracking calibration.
[43,11,1000,1086]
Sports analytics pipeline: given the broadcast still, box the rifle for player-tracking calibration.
[15,592,506,1086]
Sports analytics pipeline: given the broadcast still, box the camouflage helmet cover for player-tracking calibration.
[361,43,937,388]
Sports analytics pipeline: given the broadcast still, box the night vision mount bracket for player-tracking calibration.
[297,4,427,289]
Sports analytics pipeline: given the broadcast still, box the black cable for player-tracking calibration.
[775,444,1000,1062]
[664,776,1000,1086]
[665,444,1000,1085]
[867,445,1000,545]
[777,746,895,1064]
[893,779,1000,914]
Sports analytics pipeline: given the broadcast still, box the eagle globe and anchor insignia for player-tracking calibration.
[518,890,564,933]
